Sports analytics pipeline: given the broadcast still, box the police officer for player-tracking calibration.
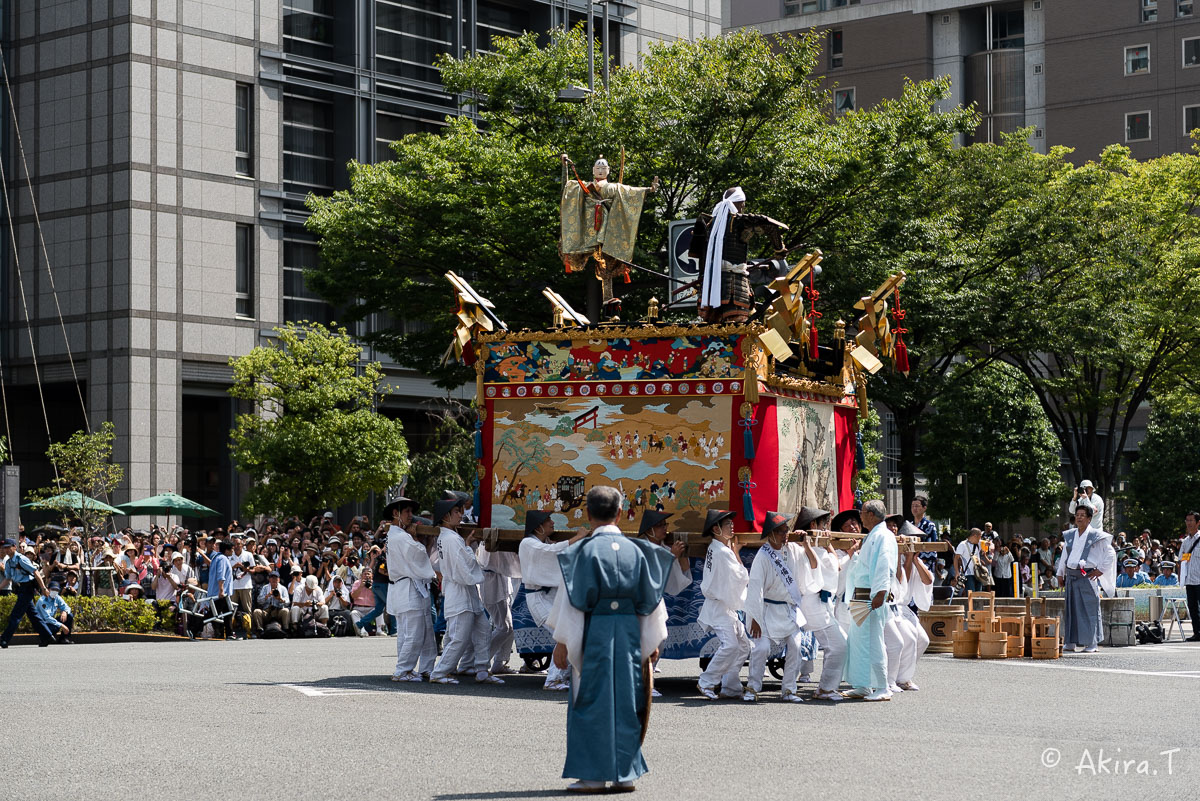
[1,538,54,648]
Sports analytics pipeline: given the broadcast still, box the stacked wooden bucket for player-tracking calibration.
[948,592,1060,660]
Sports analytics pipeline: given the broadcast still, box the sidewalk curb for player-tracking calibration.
[8,631,191,645]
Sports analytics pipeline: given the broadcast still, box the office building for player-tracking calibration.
[0,0,720,519]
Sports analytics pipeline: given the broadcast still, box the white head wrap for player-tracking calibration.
[701,187,746,310]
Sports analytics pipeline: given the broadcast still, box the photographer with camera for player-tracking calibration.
[290,574,329,631]
[354,529,395,636]
[348,567,376,638]
[252,570,290,637]
[1068,480,1105,526]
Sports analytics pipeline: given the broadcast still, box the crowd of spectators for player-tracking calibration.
[0,509,438,640]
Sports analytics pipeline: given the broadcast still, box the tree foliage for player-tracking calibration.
[404,409,478,515]
[1129,388,1200,539]
[228,323,409,517]
[922,361,1062,527]
[27,422,124,533]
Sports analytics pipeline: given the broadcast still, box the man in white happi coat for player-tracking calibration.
[745,511,816,703]
[518,509,587,690]
[843,499,897,702]
[696,509,751,701]
[892,522,933,691]
[479,535,521,675]
[881,515,919,695]
[429,497,505,685]
[795,507,848,701]
[385,497,438,682]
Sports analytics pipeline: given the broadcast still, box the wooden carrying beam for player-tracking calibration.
[407,524,950,559]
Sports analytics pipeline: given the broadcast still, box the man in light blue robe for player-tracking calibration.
[548,486,673,794]
[843,499,897,702]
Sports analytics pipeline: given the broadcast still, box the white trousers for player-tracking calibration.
[486,599,515,670]
[884,608,917,686]
[810,623,848,693]
[897,607,929,684]
[432,609,491,679]
[748,631,802,693]
[395,608,436,676]
[698,623,751,692]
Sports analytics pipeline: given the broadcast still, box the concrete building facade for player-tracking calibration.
[1,0,720,521]
[727,0,1200,160]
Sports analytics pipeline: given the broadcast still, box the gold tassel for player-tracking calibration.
[742,337,760,404]
[476,343,488,404]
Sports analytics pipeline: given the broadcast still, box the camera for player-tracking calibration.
[364,579,372,589]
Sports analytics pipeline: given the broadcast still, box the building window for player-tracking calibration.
[477,2,531,54]
[832,0,861,6]
[235,84,253,177]
[1125,110,1152,141]
[834,87,856,114]
[992,10,1025,49]
[829,29,843,69]
[1184,37,1200,66]
[283,0,334,59]
[1185,105,1200,134]
[376,106,444,162]
[283,233,335,325]
[1180,1,1194,16]
[784,1,820,16]
[283,91,335,195]
[1142,0,1157,22]
[235,224,254,318]
[1125,45,1150,75]
[376,0,454,84]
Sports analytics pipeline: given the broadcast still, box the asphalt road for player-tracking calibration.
[3,634,1198,801]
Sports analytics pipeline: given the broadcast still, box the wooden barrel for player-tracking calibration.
[952,628,979,658]
[967,610,996,632]
[1031,636,1059,660]
[919,605,964,653]
[978,631,1008,659]
[1007,635,1024,658]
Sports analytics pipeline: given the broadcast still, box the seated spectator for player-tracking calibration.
[34,581,74,644]
[61,570,81,597]
[120,580,146,602]
[291,575,328,627]
[348,568,376,637]
[253,571,290,636]
[1154,561,1179,586]
[1116,558,1151,588]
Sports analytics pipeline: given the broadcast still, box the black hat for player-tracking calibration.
[831,508,862,532]
[442,490,472,505]
[382,497,417,519]
[433,497,465,525]
[48,581,62,591]
[885,514,905,529]
[638,510,673,537]
[761,510,791,536]
[702,509,736,537]
[897,521,924,540]
[524,510,553,535]
[794,506,830,531]
[0,537,14,548]
[268,570,280,577]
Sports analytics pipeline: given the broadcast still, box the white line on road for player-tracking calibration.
[279,683,378,697]
[931,655,1200,679]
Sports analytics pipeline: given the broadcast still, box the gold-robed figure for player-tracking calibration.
[558,153,658,304]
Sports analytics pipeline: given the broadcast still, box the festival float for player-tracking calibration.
[437,154,924,670]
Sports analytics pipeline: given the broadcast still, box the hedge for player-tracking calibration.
[0,594,177,634]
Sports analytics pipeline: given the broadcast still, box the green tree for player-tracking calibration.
[405,408,478,514]
[1002,146,1200,497]
[1129,389,1200,540]
[228,322,409,517]
[855,406,884,503]
[27,421,124,533]
[921,361,1062,528]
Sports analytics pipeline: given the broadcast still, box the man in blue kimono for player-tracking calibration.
[843,499,897,702]
[548,486,673,794]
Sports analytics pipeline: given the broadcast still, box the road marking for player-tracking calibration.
[279,682,379,697]
[931,655,1200,679]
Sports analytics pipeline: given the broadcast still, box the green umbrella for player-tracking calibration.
[116,491,220,518]
[21,491,123,514]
